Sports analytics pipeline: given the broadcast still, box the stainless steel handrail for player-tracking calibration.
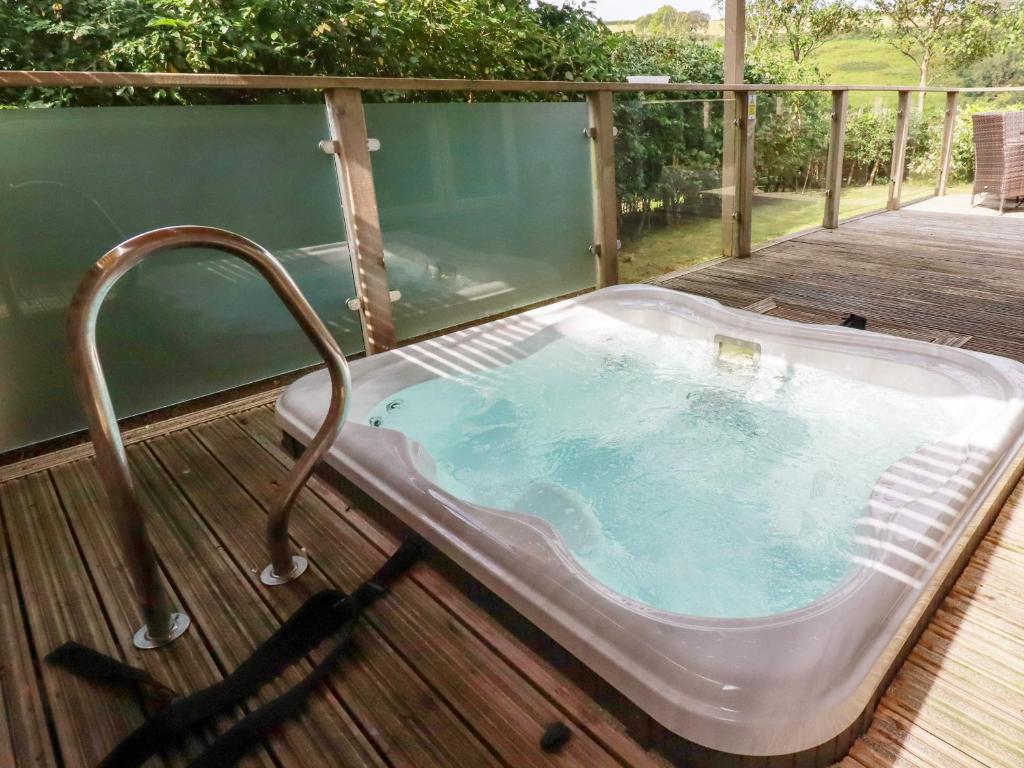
[67,225,351,649]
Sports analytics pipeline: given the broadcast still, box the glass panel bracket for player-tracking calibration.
[347,290,401,311]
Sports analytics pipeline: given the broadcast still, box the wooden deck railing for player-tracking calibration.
[3,70,1023,348]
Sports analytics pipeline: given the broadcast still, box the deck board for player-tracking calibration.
[47,458,273,768]
[148,426,504,768]
[0,483,56,768]
[125,440,389,768]
[0,473,153,768]
[659,207,1024,362]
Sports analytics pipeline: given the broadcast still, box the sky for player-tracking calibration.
[585,1,719,21]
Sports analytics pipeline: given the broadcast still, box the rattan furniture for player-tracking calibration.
[972,111,1024,213]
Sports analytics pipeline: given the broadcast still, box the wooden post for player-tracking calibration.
[823,89,849,229]
[324,88,396,354]
[887,90,911,211]
[936,90,959,196]
[721,0,745,257]
[732,91,755,258]
[587,90,619,287]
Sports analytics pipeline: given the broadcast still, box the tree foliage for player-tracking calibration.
[611,38,830,231]
[633,6,710,37]
[1,1,614,105]
[747,0,858,63]
[871,0,998,108]
[609,36,725,222]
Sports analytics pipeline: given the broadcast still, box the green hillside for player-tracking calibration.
[807,36,954,108]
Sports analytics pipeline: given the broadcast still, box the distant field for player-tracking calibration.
[601,29,945,108]
[807,36,955,109]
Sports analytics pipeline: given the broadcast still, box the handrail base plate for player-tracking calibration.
[260,555,309,586]
[133,612,191,650]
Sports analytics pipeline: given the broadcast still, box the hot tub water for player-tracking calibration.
[366,322,955,618]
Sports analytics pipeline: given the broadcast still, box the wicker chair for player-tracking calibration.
[972,111,1024,214]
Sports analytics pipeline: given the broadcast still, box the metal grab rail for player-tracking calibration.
[67,225,352,649]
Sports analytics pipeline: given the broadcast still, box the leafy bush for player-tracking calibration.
[754,89,830,192]
[843,107,895,185]
[1,1,614,105]
[609,35,725,221]
[611,38,830,229]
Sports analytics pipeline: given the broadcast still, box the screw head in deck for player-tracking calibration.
[133,612,191,650]
[260,555,309,586]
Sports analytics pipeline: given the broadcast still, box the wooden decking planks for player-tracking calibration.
[658,207,1024,362]
[0,472,160,768]
[144,426,503,768]
[0,401,666,768]
[838,482,1024,768]
[0,481,56,768]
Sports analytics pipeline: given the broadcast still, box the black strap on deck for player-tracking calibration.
[46,536,425,768]
[840,312,867,330]
[191,621,358,768]
[46,641,181,707]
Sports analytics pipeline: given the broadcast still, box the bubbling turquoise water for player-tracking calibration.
[367,323,956,618]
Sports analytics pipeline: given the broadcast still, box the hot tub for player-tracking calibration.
[277,285,1024,762]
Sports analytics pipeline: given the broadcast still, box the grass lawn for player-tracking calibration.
[619,182,969,283]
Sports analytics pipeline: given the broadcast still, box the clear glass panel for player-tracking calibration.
[903,92,945,202]
[752,91,830,247]
[839,92,898,220]
[614,96,726,282]
[0,105,360,452]
[365,102,594,340]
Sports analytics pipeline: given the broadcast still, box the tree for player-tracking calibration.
[746,0,858,63]
[871,0,999,111]
[634,6,710,37]
[1000,0,1024,53]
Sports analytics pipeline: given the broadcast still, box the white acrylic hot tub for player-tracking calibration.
[277,285,1024,760]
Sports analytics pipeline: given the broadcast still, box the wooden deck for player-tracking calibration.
[0,401,669,768]
[657,200,1024,361]
[2,200,1024,768]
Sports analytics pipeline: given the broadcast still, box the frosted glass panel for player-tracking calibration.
[365,103,594,340]
[0,105,359,452]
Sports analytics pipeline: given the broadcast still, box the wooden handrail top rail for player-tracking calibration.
[2,70,1024,94]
